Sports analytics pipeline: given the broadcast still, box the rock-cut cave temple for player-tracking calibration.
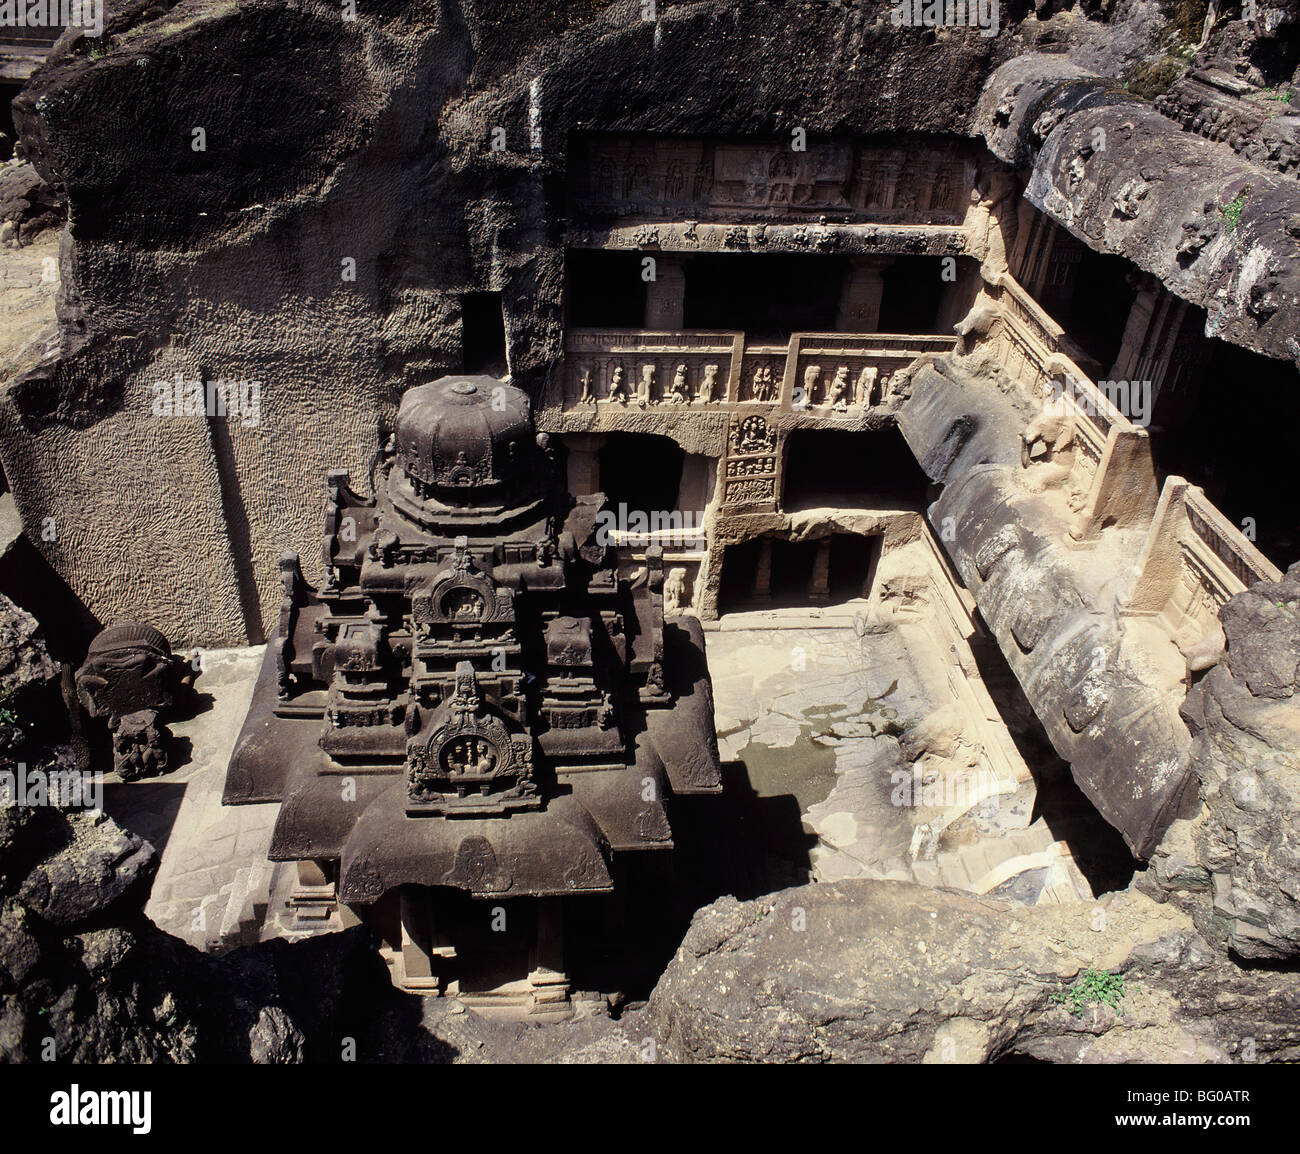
[3,3,1300,1032]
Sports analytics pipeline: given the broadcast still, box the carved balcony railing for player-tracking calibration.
[1126,478,1283,650]
[547,328,959,414]
[985,273,1159,540]
[978,273,1283,653]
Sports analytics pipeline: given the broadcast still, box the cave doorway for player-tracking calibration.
[1039,243,1137,373]
[1147,323,1300,571]
[878,256,945,333]
[461,292,508,376]
[564,250,647,328]
[597,432,684,517]
[782,427,931,512]
[717,532,880,614]
[682,253,845,338]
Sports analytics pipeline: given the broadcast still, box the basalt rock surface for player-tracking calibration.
[976,50,1300,365]
[1146,562,1300,961]
[645,880,1300,1063]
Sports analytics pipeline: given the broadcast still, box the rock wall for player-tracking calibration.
[645,880,1300,1063]
[3,1,1141,646]
[975,51,1300,365]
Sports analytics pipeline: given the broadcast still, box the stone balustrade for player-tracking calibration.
[984,273,1160,539]
[548,327,958,413]
[1127,477,1284,647]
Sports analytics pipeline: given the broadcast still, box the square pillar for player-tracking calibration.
[1109,275,1160,381]
[528,898,570,1013]
[563,433,605,497]
[808,538,832,604]
[752,538,773,602]
[644,254,686,330]
[837,256,891,333]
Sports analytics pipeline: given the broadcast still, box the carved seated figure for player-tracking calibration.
[828,366,851,410]
[666,364,689,403]
[663,567,689,615]
[606,365,627,403]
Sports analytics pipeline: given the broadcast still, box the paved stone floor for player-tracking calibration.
[100,646,279,950]
[705,609,1093,904]
[0,226,59,377]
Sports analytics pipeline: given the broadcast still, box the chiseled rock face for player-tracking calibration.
[1174,562,1300,960]
[645,880,1300,1063]
[2,0,1123,645]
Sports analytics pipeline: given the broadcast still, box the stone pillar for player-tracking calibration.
[564,433,605,497]
[644,253,686,330]
[287,859,339,930]
[808,538,832,604]
[837,256,891,332]
[753,538,773,602]
[678,454,712,530]
[1109,275,1160,381]
[528,898,570,1013]
[399,889,441,993]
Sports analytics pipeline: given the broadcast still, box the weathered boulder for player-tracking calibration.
[645,880,1300,1062]
[1156,562,1300,960]
[0,159,64,247]
[16,808,155,928]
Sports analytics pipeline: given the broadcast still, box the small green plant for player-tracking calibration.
[1052,969,1128,1017]
[89,45,108,60]
[1253,86,1293,104]
[0,692,18,729]
[1220,191,1247,232]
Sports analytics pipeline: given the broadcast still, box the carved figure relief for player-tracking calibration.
[666,364,689,403]
[828,365,851,410]
[801,364,822,407]
[696,363,721,403]
[637,363,657,407]
[855,365,878,407]
[606,364,627,404]
[730,414,775,456]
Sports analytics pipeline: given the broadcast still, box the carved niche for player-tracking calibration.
[407,662,538,816]
[729,414,776,456]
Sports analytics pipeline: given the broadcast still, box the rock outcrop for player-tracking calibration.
[645,880,1300,1063]
[1147,562,1300,961]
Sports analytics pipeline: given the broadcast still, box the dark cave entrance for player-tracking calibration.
[682,252,845,338]
[782,426,932,512]
[878,256,946,333]
[1038,243,1137,373]
[717,532,880,614]
[597,432,684,516]
[1147,315,1300,571]
[460,292,508,376]
[564,250,647,328]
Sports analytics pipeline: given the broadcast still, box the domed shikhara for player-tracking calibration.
[391,376,540,526]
